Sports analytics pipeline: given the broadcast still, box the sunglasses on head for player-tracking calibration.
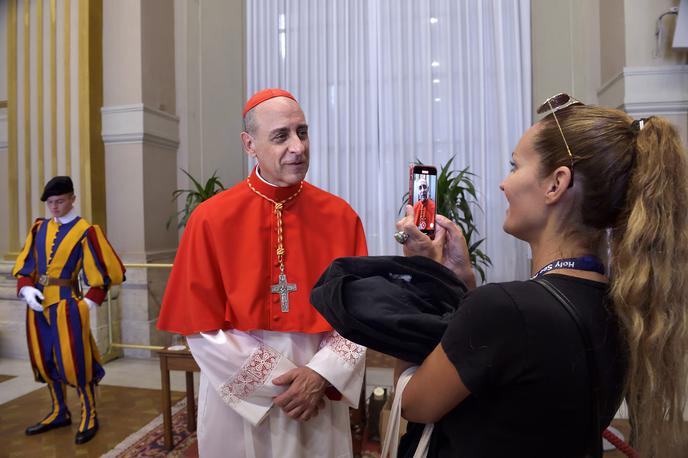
[536,93,584,188]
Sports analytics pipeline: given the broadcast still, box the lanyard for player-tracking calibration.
[532,255,605,279]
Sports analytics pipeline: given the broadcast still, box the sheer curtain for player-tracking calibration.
[247,0,531,282]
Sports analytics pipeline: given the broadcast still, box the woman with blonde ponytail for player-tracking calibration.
[391,94,687,457]
[608,115,688,457]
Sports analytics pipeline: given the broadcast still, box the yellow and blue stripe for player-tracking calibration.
[13,218,43,281]
[77,383,97,432]
[26,299,104,388]
[13,218,125,307]
[39,381,70,425]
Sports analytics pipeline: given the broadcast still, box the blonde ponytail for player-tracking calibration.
[609,117,688,456]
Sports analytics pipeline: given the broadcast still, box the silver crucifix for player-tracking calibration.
[271,272,297,312]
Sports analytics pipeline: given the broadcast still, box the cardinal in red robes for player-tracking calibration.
[413,176,436,230]
[157,88,367,457]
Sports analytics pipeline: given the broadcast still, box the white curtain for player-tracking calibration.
[247,0,531,282]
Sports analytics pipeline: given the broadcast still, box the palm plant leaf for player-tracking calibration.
[167,169,226,229]
[181,169,205,193]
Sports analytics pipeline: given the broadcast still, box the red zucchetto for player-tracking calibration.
[242,88,297,117]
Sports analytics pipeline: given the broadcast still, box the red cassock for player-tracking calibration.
[158,168,368,335]
[413,198,436,230]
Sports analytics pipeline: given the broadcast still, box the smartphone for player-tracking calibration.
[408,164,438,238]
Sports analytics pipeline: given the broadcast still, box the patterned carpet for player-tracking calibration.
[108,403,380,458]
[97,350,394,458]
[104,398,197,458]
[0,383,184,457]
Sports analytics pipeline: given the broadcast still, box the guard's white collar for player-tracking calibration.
[54,208,79,224]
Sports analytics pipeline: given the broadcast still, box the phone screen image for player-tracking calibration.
[409,165,438,237]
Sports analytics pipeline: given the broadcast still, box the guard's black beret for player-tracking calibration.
[41,176,74,201]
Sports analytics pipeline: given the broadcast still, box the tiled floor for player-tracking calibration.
[0,355,195,457]
[0,355,198,404]
[2,382,186,457]
[0,352,394,456]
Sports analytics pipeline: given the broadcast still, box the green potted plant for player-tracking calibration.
[167,169,225,229]
[401,157,492,282]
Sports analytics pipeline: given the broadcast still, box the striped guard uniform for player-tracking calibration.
[13,216,125,433]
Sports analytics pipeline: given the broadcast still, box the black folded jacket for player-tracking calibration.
[310,255,468,364]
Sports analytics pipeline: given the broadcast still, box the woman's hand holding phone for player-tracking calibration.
[397,205,443,261]
[396,205,476,289]
[435,215,476,289]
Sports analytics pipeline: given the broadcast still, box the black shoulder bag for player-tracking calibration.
[532,278,602,458]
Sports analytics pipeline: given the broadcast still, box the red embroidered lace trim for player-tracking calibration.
[219,344,280,405]
[320,332,364,368]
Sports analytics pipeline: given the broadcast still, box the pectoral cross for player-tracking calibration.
[271,272,297,312]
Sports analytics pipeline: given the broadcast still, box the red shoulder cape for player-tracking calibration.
[157,168,368,335]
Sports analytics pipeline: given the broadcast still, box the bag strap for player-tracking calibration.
[381,366,416,458]
[532,278,602,458]
[413,423,434,458]
[381,367,435,458]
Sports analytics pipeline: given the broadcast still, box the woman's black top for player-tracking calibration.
[421,274,626,458]
[310,257,626,457]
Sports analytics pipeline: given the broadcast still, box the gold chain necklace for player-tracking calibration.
[419,202,427,229]
[246,176,303,312]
